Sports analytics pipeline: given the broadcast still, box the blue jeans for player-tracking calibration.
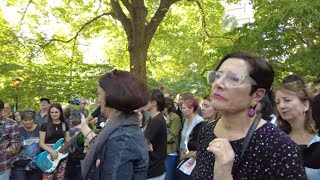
[10,166,42,180]
[0,169,11,180]
[165,155,178,180]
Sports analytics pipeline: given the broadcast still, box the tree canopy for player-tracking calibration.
[220,0,320,84]
[0,0,319,110]
[0,0,233,110]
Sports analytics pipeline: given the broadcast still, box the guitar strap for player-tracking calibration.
[62,122,66,132]
[62,122,66,138]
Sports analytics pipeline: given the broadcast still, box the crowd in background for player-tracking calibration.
[0,52,320,180]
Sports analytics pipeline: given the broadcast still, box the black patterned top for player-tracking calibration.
[193,120,306,180]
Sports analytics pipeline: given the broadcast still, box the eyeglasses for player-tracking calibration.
[107,69,118,77]
[207,71,257,87]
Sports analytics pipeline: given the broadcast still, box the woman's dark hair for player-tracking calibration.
[21,110,36,120]
[0,100,4,110]
[99,70,149,114]
[47,103,65,123]
[215,52,274,95]
[276,82,314,134]
[13,111,20,121]
[164,97,175,114]
[203,95,211,102]
[258,91,276,121]
[150,89,165,112]
[46,103,65,137]
[312,93,320,134]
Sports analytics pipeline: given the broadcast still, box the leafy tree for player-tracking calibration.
[219,0,320,84]
[0,0,237,109]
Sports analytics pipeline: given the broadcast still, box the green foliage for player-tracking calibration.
[3,0,317,110]
[218,0,320,85]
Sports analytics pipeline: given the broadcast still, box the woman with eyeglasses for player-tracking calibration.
[193,52,306,180]
[275,81,320,179]
[10,110,42,180]
[75,70,149,180]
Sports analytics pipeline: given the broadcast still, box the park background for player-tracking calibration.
[0,0,319,111]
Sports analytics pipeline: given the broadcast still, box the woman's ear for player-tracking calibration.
[252,88,266,105]
[303,100,310,113]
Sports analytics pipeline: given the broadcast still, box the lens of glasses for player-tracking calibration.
[207,71,216,84]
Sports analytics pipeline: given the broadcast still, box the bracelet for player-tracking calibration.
[85,130,93,139]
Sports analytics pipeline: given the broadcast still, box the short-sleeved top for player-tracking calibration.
[40,122,69,144]
[12,126,41,167]
[144,113,167,178]
[18,126,41,159]
[193,120,307,180]
[34,111,48,127]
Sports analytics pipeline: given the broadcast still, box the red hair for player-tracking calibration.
[183,98,199,113]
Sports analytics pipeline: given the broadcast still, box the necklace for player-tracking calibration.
[24,127,35,138]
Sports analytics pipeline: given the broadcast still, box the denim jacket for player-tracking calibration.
[90,125,149,180]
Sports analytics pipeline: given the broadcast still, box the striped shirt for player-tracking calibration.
[0,118,20,172]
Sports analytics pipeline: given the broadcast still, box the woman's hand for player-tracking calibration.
[179,151,187,161]
[147,142,153,152]
[49,150,59,160]
[207,138,235,170]
[75,114,88,130]
[90,117,98,126]
[69,147,75,154]
[96,159,101,167]
[185,151,196,158]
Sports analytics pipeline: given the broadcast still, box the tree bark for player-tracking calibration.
[111,0,179,85]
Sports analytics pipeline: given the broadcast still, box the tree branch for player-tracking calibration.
[192,0,234,41]
[146,0,180,45]
[19,0,33,30]
[291,28,311,47]
[40,12,114,49]
[110,0,133,37]
[95,0,103,14]
[121,0,133,14]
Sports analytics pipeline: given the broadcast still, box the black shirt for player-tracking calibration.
[40,122,69,144]
[144,113,167,178]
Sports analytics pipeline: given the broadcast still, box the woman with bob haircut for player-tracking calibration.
[77,70,149,180]
[275,81,320,179]
[193,52,306,179]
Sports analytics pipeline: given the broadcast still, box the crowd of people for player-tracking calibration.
[0,52,320,180]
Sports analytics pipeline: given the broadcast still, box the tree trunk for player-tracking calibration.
[111,0,177,85]
[128,1,148,85]
[129,44,148,85]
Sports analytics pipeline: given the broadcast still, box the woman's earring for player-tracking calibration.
[248,105,256,118]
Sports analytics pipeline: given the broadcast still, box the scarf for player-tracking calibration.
[181,114,203,153]
[81,112,139,179]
